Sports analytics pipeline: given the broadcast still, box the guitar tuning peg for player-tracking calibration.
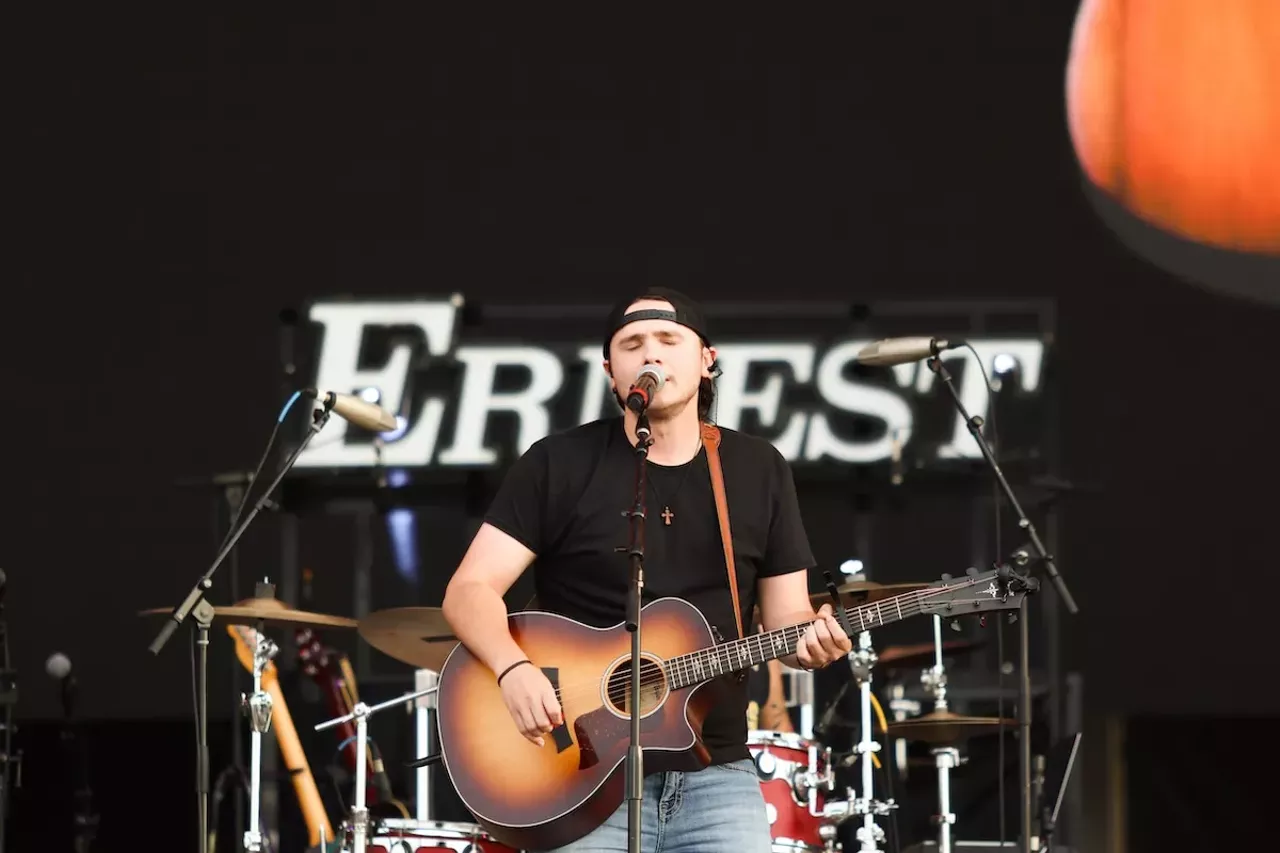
[1007,612,1018,625]
[949,620,962,632]
[966,567,979,577]
[940,573,953,582]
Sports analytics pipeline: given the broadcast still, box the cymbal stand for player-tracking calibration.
[317,684,440,853]
[922,614,957,853]
[886,683,920,782]
[849,630,893,853]
[413,668,439,820]
[242,623,278,853]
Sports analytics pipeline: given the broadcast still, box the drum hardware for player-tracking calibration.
[342,818,517,852]
[880,637,980,783]
[139,602,359,631]
[144,585,359,852]
[884,709,1017,744]
[317,683,440,853]
[810,581,930,610]
[748,730,850,852]
[887,614,1018,853]
[355,607,459,672]
[886,683,920,781]
[847,630,896,853]
[782,662,817,739]
[412,668,440,821]
[878,639,982,672]
[241,625,279,853]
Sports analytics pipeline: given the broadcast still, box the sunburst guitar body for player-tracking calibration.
[436,568,1030,851]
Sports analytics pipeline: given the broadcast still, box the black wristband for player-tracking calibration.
[497,659,533,685]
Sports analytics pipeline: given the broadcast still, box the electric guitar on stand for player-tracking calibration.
[436,566,1035,851]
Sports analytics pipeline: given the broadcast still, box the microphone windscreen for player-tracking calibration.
[46,652,72,679]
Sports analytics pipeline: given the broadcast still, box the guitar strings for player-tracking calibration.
[538,588,1003,710]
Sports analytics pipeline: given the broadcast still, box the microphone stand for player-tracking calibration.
[622,410,652,853]
[925,347,1078,853]
[147,396,336,853]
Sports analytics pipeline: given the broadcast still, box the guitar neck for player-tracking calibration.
[666,586,940,691]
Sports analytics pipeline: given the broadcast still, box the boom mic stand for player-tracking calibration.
[925,346,1078,853]
[622,410,653,853]
[148,396,336,853]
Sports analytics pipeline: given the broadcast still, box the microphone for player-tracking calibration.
[855,337,965,367]
[625,364,666,414]
[45,652,76,717]
[305,389,398,432]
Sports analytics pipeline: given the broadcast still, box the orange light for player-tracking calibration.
[1066,0,1280,255]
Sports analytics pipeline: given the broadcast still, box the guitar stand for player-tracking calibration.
[317,683,440,853]
[242,622,278,853]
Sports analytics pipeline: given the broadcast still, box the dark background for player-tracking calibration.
[8,4,1278,852]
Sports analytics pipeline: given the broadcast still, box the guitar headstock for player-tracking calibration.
[915,566,1038,620]
[295,626,333,679]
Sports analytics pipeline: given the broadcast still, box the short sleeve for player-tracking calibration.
[761,447,816,578]
[482,439,551,554]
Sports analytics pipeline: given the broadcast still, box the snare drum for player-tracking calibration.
[747,730,842,852]
[340,818,518,852]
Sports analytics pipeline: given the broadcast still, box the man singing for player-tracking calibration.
[442,287,851,851]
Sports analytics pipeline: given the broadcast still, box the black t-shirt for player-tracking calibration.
[482,416,815,766]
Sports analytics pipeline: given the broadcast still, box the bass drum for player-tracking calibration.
[340,818,519,852]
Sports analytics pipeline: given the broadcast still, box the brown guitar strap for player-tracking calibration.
[701,423,744,640]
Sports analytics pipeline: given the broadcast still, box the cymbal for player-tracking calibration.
[811,581,930,609]
[885,709,1017,744]
[138,599,358,630]
[878,639,983,670]
[357,607,458,672]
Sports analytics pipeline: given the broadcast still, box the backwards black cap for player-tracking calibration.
[601,287,712,359]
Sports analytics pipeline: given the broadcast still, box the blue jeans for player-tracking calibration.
[548,758,773,853]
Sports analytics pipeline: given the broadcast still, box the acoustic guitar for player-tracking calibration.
[228,623,336,848]
[436,566,1033,850]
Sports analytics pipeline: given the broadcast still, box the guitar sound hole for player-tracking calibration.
[604,656,669,717]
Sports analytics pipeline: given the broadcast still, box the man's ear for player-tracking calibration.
[703,346,718,377]
[603,359,615,389]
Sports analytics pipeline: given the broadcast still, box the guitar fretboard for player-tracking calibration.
[664,586,939,691]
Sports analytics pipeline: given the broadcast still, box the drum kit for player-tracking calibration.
[749,578,1016,853]
[140,574,1014,853]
